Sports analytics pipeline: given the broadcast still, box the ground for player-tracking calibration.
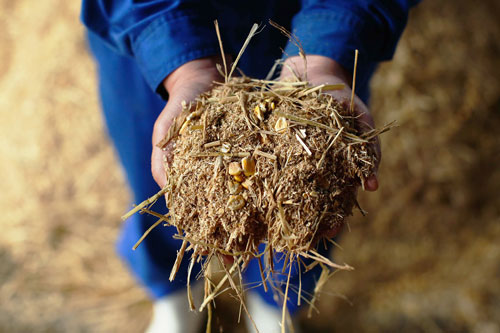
[0,0,499,332]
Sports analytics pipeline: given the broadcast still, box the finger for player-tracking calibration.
[151,103,180,188]
[222,255,234,265]
[151,111,172,188]
[353,103,381,192]
[358,114,380,192]
[349,101,381,170]
[324,223,344,239]
[364,174,379,192]
[150,80,217,189]
[151,145,167,188]
[328,91,381,191]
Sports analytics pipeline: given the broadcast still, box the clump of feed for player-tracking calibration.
[155,74,390,265]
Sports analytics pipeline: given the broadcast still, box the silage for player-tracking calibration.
[122,22,392,332]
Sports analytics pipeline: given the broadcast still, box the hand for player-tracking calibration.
[151,56,235,264]
[280,55,380,191]
[151,56,225,188]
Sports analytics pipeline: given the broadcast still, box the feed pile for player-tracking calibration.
[159,77,382,263]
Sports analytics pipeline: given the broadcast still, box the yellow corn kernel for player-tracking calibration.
[227,180,242,194]
[186,109,203,121]
[179,120,190,135]
[227,195,245,210]
[270,101,276,110]
[228,162,242,176]
[253,105,263,121]
[190,124,204,131]
[274,117,288,133]
[241,157,256,177]
[241,178,253,189]
[233,174,244,182]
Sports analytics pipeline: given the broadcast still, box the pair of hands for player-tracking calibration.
[151,55,380,192]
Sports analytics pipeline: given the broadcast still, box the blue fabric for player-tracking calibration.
[82,0,418,313]
[244,241,333,313]
[82,0,418,102]
[87,34,200,298]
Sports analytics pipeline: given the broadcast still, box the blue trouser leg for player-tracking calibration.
[88,33,200,299]
[87,32,334,308]
[244,242,333,315]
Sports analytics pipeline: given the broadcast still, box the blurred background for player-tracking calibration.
[0,0,499,332]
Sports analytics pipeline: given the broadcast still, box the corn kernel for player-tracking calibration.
[179,120,190,135]
[270,101,276,110]
[228,162,242,176]
[253,105,263,121]
[241,178,253,189]
[227,195,245,210]
[233,174,244,182]
[241,157,256,177]
[227,180,242,194]
[190,124,204,131]
[186,109,203,121]
[274,117,288,133]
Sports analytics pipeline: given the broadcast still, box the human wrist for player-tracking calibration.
[162,55,229,95]
[283,55,352,86]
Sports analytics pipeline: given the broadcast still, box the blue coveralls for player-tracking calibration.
[81,0,418,313]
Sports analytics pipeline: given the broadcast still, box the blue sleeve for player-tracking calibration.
[284,0,420,100]
[81,0,220,96]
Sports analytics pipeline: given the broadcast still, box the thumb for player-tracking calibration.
[151,92,196,188]
[151,80,217,188]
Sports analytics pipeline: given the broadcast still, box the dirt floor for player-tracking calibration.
[0,0,499,332]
